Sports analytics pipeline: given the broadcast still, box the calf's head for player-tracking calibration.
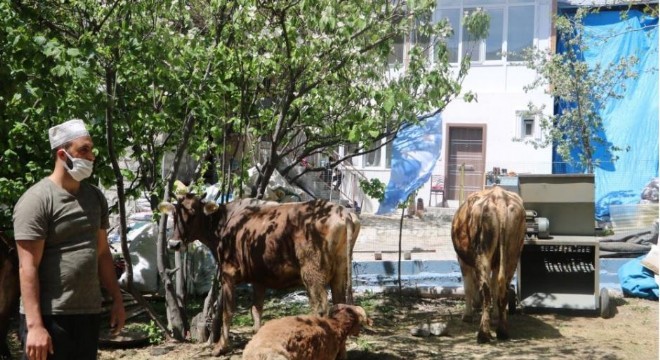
[158,193,220,251]
[330,304,372,336]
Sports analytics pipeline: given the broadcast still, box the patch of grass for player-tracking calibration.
[355,292,399,317]
[355,294,379,313]
[232,312,253,327]
[231,293,311,327]
[129,321,164,344]
[263,298,310,320]
[355,338,373,352]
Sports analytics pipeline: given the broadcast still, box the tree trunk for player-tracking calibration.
[398,203,405,301]
[104,65,171,340]
[156,112,197,340]
[256,159,278,200]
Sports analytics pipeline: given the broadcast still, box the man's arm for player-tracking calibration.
[16,239,53,360]
[97,229,125,334]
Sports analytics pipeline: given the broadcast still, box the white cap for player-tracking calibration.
[48,119,90,149]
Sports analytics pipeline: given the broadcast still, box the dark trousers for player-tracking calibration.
[19,314,100,360]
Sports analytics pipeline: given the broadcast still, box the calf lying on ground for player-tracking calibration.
[242,304,371,360]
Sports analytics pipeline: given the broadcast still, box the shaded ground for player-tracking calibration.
[7,290,658,360]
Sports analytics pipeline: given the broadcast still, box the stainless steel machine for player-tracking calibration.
[515,174,614,318]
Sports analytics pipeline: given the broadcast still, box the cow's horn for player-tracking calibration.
[203,201,219,215]
[158,201,176,215]
[173,180,188,196]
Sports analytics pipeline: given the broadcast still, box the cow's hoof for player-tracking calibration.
[477,331,492,344]
[496,329,509,341]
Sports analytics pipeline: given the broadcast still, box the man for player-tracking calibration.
[13,119,125,360]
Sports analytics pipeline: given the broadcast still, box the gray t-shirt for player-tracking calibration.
[13,178,110,315]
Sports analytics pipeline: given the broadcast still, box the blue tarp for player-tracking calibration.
[617,256,659,300]
[377,114,443,215]
[553,10,659,220]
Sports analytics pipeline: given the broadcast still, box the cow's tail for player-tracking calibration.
[345,212,360,305]
[497,204,512,301]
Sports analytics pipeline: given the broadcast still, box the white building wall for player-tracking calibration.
[348,0,555,214]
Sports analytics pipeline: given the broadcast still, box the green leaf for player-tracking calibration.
[66,48,80,57]
[33,35,47,45]
[383,94,395,113]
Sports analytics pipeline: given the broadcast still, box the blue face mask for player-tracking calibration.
[64,150,94,181]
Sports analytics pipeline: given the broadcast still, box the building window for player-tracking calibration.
[412,15,432,60]
[516,111,538,139]
[385,136,393,169]
[435,0,536,64]
[343,143,359,165]
[485,8,504,61]
[523,118,534,137]
[434,8,461,63]
[362,137,394,169]
[388,34,405,67]
[507,5,535,61]
[363,141,382,167]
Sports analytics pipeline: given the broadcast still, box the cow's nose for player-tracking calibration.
[167,239,183,251]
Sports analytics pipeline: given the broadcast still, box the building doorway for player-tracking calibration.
[445,125,486,206]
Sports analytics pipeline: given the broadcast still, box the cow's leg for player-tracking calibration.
[212,279,235,356]
[251,284,266,332]
[330,259,348,306]
[495,277,510,341]
[330,276,347,307]
[301,263,329,316]
[496,261,518,341]
[459,259,478,322]
[476,255,493,344]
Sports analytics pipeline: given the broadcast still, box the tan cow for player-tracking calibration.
[451,186,526,343]
[159,195,360,356]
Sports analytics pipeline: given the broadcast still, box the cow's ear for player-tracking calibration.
[158,202,176,215]
[203,201,219,215]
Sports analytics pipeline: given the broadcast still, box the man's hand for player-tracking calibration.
[25,325,53,360]
[110,297,126,335]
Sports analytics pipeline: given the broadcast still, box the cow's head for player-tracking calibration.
[157,192,220,251]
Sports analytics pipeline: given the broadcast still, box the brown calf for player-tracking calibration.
[242,304,371,360]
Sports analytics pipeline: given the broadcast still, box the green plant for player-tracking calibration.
[359,178,386,202]
[232,312,253,327]
[136,321,165,345]
[355,295,379,314]
[355,338,373,352]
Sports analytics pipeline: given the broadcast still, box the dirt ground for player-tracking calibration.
[7,291,658,360]
[91,291,657,360]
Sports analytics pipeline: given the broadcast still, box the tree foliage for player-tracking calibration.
[0,0,489,340]
[237,2,489,196]
[518,7,654,173]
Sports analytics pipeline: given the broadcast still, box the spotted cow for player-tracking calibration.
[159,196,360,356]
[451,186,526,343]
